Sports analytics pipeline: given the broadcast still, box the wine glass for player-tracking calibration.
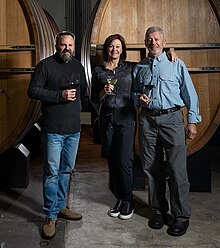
[68,73,80,89]
[144,84,154,102]
[106,76,118,95]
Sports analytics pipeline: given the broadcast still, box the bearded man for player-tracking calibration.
[28,31,87,239]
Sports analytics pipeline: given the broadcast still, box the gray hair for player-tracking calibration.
[145,26,164,39]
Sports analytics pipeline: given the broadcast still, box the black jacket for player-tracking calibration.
[91,60,136,124]
[91,60,136,109]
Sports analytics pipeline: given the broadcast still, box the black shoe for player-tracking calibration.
[108,199,123,218]
[167,219,189,236]
[118,201,134,220]
[148,212,165,229]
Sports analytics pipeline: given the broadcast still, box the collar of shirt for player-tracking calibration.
[147,51,166,63]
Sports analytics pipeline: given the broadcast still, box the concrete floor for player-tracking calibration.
[0,125,220,248]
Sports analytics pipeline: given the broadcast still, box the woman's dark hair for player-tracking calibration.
[102,34,127,62]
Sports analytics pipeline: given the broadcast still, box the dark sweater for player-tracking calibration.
[28,53,87,134]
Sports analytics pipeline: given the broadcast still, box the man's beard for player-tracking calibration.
[57,50,74,63]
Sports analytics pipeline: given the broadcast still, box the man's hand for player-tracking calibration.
[186,123,197,139]
[139,94,151,106]
[62,89,77,101]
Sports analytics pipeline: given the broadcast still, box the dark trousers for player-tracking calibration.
[100,107,135,202]
[138,109,191,220]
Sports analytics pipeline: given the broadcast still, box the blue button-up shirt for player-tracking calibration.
[133,52,202,124]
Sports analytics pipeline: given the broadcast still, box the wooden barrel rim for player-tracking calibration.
[0,0,59,153]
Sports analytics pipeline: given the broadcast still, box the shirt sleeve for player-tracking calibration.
[90,68,102,114]
[90,68,101,105]
[178,60,202,124]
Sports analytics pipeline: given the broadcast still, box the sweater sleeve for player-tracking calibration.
[27,61,64,103]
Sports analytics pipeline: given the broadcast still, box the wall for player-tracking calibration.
[36,0,66,30]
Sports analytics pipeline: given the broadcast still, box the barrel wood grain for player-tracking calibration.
[82,0,220,155]
[0,0,59,153]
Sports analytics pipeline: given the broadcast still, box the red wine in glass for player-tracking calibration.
[68,81,80,89]
[68,73,80,89]
[144,84,154,102]
[144,84,154,91]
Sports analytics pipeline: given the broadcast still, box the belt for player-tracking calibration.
[144,107,181,116]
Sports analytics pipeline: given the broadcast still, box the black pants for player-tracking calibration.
[100,107,136,202]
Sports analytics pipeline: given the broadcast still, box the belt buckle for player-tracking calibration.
[152,109,160,116]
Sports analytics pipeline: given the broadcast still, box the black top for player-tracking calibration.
[91,60,136,109]
[28,53,87,134]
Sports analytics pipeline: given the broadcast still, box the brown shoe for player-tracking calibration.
[58,207,82,221]
[42,218,56,239]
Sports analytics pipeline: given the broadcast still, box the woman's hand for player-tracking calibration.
[167,50,178,62]
[104,83,114,94]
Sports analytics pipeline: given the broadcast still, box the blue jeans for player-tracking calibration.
[41,132,80,219]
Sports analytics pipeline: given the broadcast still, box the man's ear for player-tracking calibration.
[163,39,166,47]
[144,39,147,47]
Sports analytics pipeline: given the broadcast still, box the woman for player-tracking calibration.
[91,34,136,220]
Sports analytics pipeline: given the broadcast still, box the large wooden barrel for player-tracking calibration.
[82,0,220,156]
[0,0,59,154]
